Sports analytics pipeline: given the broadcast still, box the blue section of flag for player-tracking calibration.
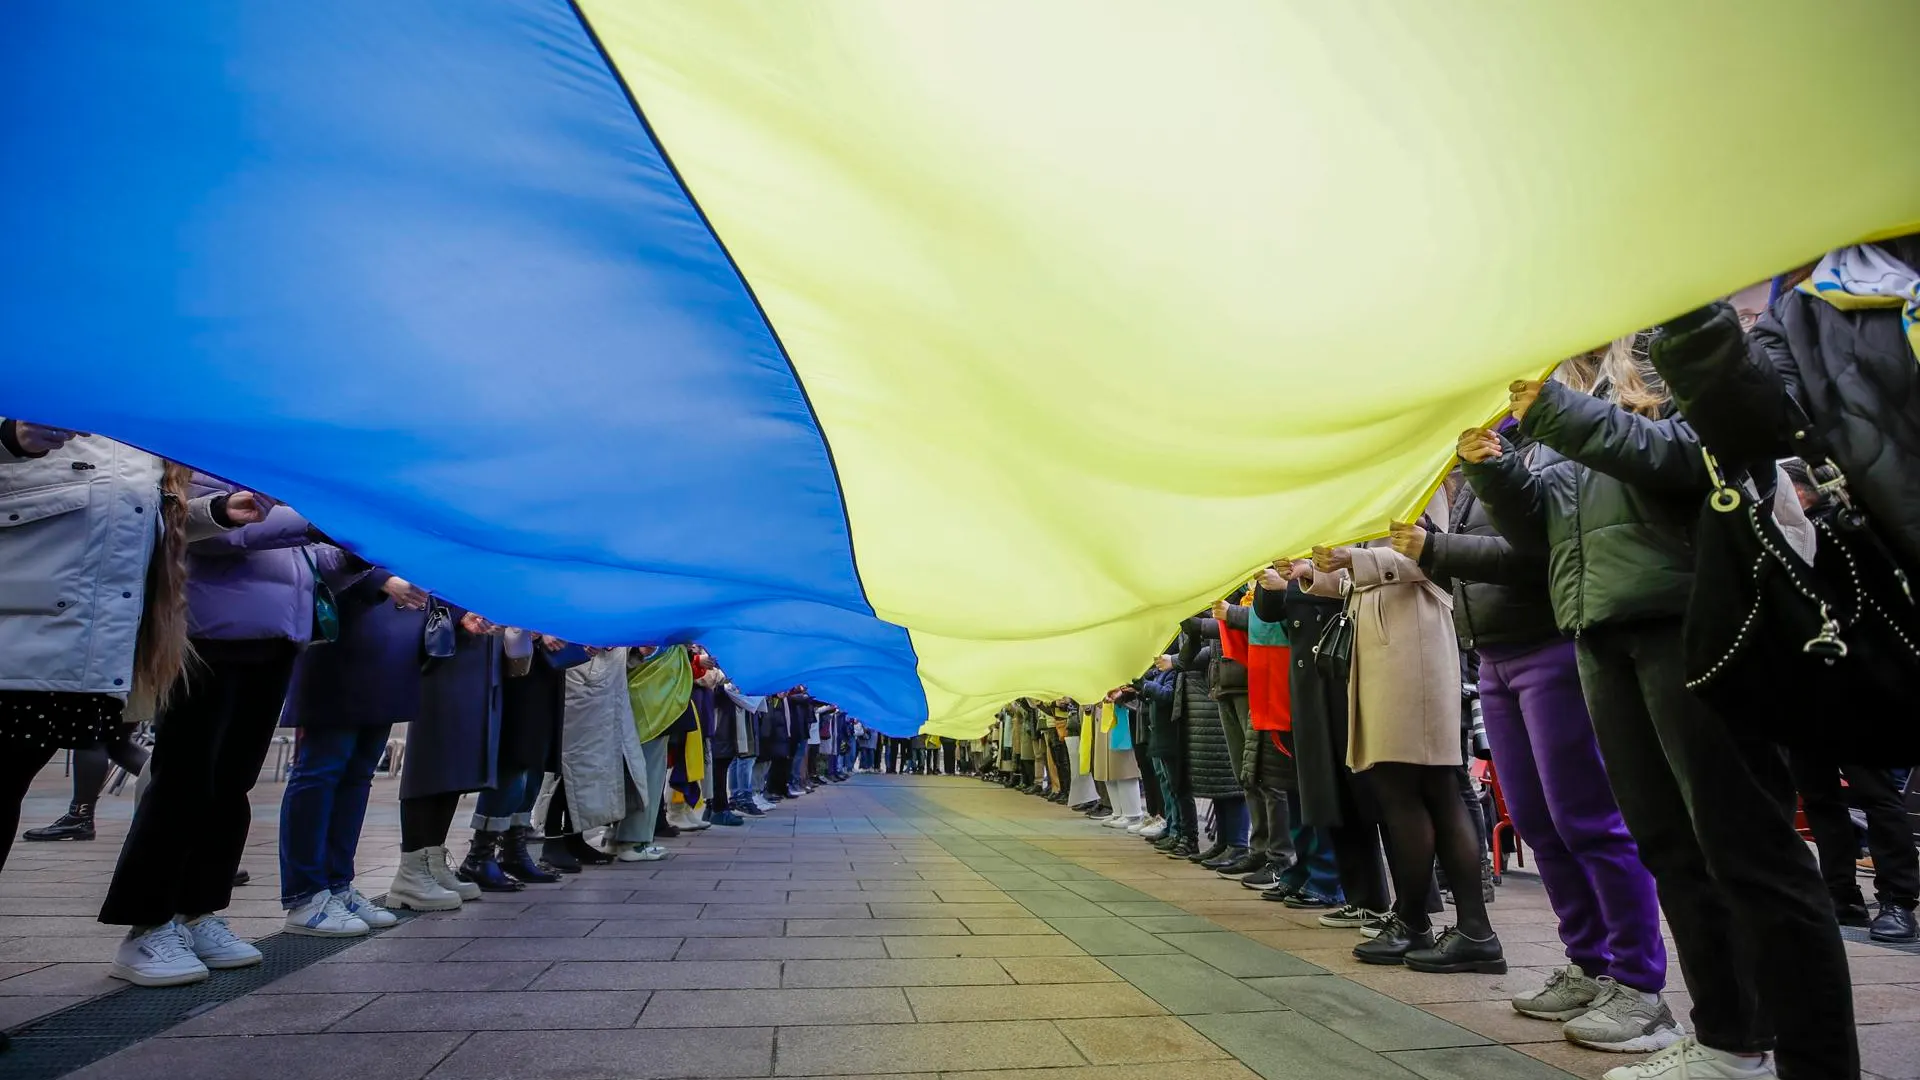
[0,0,926,726]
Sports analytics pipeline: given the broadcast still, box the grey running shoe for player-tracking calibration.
[1564,978,1685,1054]
[1512,964,1603,1021]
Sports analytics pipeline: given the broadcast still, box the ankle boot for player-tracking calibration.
[540,837,583,874]
[563,833,615,865]
[499,826,561,884]
[23,802,95,842]
[457,831,524,892]
[388,849,463,911]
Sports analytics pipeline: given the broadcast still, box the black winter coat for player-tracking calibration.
[1419,478,1562,649]
[1176,660,1241,799]
[1465,381,1709,633]
[1650,255,1920,573]
[498,647,566,773]
[1257,581,1347,827]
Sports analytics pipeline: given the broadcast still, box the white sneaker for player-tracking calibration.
[1139,820,1169,840]
[1602,1038,1773,1080]
[1126,816,1159,835]
[1514,963,1604,1021]
[110,921,210,986]
[1566,979,1684,1054]
[616,843,670,862]
[183,914,263,969]
[1102,815,1143,829]
[336,886,399,929]
[285,892,370,937]
[671,806,711,831]
[426,844,482,901]
[753,795,776,812]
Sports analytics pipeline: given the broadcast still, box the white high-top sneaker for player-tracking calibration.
[426,844,482,901]
[388,848,463,911]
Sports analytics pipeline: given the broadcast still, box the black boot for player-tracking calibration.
[564,833,615,865]
[457,831,525,892]
[1353,915,1435,966]
[1215,852,1266,879]
[1871,903,1918,944]
[1202,846,1251,872]
[1188,838,1230,864]
[23,802,95,842]
[1405,927,1507,974]
[541,837,583,874]
[500,826,561,884]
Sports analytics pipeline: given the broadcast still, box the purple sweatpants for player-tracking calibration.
[1479,638,1667,993]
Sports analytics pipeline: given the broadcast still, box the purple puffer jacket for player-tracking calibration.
[184,472,325,642]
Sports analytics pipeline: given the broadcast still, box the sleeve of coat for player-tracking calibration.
[1302,567,1348,599]
[1650,299,1798,465]
[1462,437,1548,550]
[1223,603,1250,631]
[1251,583,1287,623]
[0,420,46,462]
[1348,546,1427,588]
[183,494,235,542]
[1522,380,1709,493]
[189,503,316,553]
[1423,530,1545,587]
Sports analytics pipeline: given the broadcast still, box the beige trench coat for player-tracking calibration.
[1307,546,1462,772]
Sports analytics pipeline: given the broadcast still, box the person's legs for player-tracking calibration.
[1213,796,1250,848]
[279,727,356,906]
[1368,764,1442,932]
[1416,765,1494,938]
[1134,743,1163,820]
[0,743,60,872]
[1790,754,1866,918]
[1579,629,1778,1065]
[1845,765,1920,912]
[23,740,111,840]
[473,769,532,832]
[401,792,462,852]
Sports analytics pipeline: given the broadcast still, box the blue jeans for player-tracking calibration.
[1214,795,1250,847]
[1279,792,1344,901]
[472,767,541,830]
[279,724,391,907]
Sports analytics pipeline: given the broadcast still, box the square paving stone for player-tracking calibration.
[1054,1016,1231,1064]
[162,992,379,1037]
[261,960,550,994]
[906,982,1165,1021]
[1383,1046,1582,1080]
[1045,918,1180,956]
[738,903,869,919]
[67,1032,467,1080]
[1185,1011,1421,1080]
[431,1027,775,1080]
[675,936,888,961]
[518,889,634,904]
[590,917,786,938]
[637,987,913,1027]
[781,958,1012,988]
[1098,901,1188,918]
[946,1064,1262,1080]
[1126,917,1220,934]
[390,916,596,938]
[1005,891,1107,918]
[1163,932,1326,978]
[867,902,1030,919]
[531,960,782,990]
[1418,1000,1571,1045]
[996,956,1123,984]
[882,935,1087,958]
[960,917,1057,936]
[1099,955,1286,1015]
[787,918,966,937]
[1243,976,1489,1051]
[443,936,682,962]
[331,989,650,1031]
[775,1019,1081,1076]
[1058,881,1156,904]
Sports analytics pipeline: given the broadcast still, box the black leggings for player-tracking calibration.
[1369,762,1491,937]
[400,792,462,852]
[0,744,60,874]
[544,777,571,837]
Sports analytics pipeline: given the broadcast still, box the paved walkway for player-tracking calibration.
[5,772,1920,1079]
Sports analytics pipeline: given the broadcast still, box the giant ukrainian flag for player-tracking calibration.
[5,2,1918,735]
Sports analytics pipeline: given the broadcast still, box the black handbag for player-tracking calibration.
[1311,602,1355,676]
[420,601,456,672]
[1682,406,1920,765]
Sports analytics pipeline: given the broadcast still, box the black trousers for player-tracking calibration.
[1,744,60,874]
[1047,735,1072,792]
[101,642,298,927]
[1579,620,1855,1078]
[1790,756,1919,911]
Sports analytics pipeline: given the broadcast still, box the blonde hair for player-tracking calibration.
[1551,331,1667,418]
[1598,331,1668,418]
[131,461,198,715]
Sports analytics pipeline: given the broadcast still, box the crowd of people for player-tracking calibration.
[4,234,1920,1080]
